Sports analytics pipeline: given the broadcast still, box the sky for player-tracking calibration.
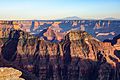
[0,0,120,20]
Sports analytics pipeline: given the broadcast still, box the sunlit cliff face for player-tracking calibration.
[69,32,81,41]
[52,21,61,27]
[68,31,90,41]
[39,40,47,55]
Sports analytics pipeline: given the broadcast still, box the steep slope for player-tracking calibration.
[0,30,120,80]
[1,30,20,61]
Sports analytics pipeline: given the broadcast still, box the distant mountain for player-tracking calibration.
[103,17,120,20]
[58,16,120,20]
[60,16,82,20]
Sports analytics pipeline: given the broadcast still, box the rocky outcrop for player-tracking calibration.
[43,27,64,41]
[43,27,56,40]
[0,67,24,80]
[114,39,120,50]
[0,30,120,80]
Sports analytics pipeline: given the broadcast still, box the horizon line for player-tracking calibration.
[0,17,120,21]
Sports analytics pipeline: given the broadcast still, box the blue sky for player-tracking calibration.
[0,0,120,20]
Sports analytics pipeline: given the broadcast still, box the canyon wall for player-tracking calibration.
[0,30,120,80]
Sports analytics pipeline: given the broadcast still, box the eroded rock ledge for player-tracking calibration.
[0,67,24,80]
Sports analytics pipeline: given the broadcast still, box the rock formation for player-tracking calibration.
[0,67,24,80]
[0,28,120,80]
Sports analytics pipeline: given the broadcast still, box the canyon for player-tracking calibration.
[0,20,120,80]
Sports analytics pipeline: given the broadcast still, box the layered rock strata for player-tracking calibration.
[0,30,120,80]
